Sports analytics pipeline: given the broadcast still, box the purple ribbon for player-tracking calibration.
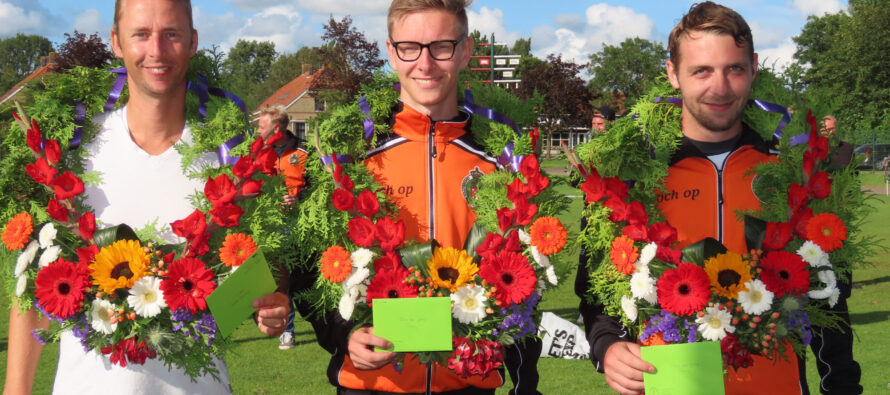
[184,73,250,164]
[320,154,355,165]
[357,95,374,141]
[462,89,524,171]
[216,135,244,166]
[104,68,128,112]
[70,102,85,149]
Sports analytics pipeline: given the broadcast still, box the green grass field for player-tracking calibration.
[2,172,888,394]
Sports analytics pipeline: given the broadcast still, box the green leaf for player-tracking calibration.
[93,224,140,247]
[680,237,727,266]
[744,215,767,252]
[398,240,437,271]
[463,222,488,260]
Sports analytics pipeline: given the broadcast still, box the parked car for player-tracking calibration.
[854,143,890,170]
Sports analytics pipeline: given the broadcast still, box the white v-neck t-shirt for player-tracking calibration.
[52,106,231,394]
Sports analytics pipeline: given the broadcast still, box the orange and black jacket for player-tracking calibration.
[302,102,541,394]
[275,138,308,197]
[576,125,776,369]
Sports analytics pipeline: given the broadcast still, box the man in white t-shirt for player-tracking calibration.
[4,0,291,393]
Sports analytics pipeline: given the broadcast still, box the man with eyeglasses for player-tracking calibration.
[306,1,541,394]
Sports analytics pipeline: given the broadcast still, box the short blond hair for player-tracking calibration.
[668,1,753,66]
[260,105,290,132]
[387,0,472,37]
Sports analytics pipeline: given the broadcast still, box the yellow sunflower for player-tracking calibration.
[427,247,478,292]
[90,239,150,294]
[704,251,753,299]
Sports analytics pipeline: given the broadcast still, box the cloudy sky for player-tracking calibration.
[2,0,846,71]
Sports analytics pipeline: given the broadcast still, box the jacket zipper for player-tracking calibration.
[428,122,436,241]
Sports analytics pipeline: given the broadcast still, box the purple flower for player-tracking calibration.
[497,292,541,339]
[31,329,47,345]
[639,311,684,343]
[71,317,91,351]
[788,310,812,346]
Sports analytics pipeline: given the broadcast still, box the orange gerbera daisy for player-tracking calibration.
[529,217,567,255]
[320,245,352,283]
[219,233,258,267]
[2,213,34,250]
[610,235,639,275]
[805,213,846,252]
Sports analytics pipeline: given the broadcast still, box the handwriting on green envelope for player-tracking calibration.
[206,249,277,338]
[640,341,725,395]
[372,297,452,352]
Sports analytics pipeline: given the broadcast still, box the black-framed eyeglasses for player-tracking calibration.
[390,37,464,62]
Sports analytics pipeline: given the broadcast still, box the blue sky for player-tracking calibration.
[2,0,846,70]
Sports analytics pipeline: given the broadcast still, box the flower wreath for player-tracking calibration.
[572,74,870,371]
[0,66,295,379]
[290,72,571,377]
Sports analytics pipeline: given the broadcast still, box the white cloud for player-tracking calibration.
[757,38,797,72]
[231,5,312,53]
[0,0,61,36]
[222,0,389,15]
[553,13,585,31]
[792,0,843,16]
[72,9,107,36]
[467,7,519,45]
[193,6,244,51]
[749,21,787,48]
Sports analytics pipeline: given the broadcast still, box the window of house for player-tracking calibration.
[314,100,326,112]
[291,121,307,140]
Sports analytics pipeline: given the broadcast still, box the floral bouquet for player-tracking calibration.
[2,89,289,379]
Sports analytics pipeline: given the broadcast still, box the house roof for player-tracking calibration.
[252,70,321,116]
[0,62,62,107]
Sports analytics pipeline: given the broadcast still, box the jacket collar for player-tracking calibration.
[389,100,470,143]
[670,123,775,166]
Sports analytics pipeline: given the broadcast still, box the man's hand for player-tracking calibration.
[252,292,291,336]
[283,194,298,205]
[347,326,396,370]
[603,341,654,395]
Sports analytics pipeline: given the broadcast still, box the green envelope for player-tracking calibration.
[372,297,453,352]
[206,249,277,338]
[640,341,726,395]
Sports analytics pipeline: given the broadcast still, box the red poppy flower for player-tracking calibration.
[475,233,503,260]
[802,151,816,177]
[250,136,264,157]
[526,173,549,196]
[233,156,255,179]
[496,207,515,232]
[647,222,678,246]
[626,201,648,226]
[622,224,648,241]
[375,216,405,251]
[46,198,69,222]
[604,177,629,201]
[603,197,628,222]
[519,155,540,180]
[44,139,61,165]
[255,148,279,176]
[205,174,237,207]
[347,217,376,247]
[355,189,380,217]
[787,183,809,213]
[373,251,403,272]
[656,262,711,316]
[609,235,638,275]
[479,250,536,306]
[759,250,810,297]
[51,171,85,200]
[160,257,216,313]
[503,229,522,252]
[506,178,528,202]
[807,171,832,199]
[790,208,814,240]
[210,204,243,228]
[580,170,605,203]
[25,157,57,185]
[239,179,264,197]
[331,189,354,211]
[340,174,355,192]
[805,212,847,252]
[76,244,99,275]
[171,209,207,241]
[512,195,537,226]
[657,245,682,265]
[762,221,793,251]
[365,265,416,306]
[34,258,88,319]
[78,212,96,241]
[26,123,42,152]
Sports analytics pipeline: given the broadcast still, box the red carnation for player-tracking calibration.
[161,257,216,313]
[210,204,244,228]
[34,258,88,319]
[375,216,405,251]
[476,233,504,260]
[255,148,279,176]
[232,156,255,179]
[26,124,42,152]
[250,136,264,157]
[44,139,61,165]
[355,189,380,217]
[51,171,84,200]
[171,209,207,241]
[25,158,57,185]
[626,201,648,226]
[787,183,810,213]
[622,224,648,241]
[656,262,711,316]
[519,155,540,180]
[205,174,237,207]
[760,250,810,297]
[647,222,678,246]
[604,197,628,222]
[496,207,514,232]
[78,212,96,241]
[372,251,403,272]
[807,171,832,199]
[46,199,69,222]
[512,195,537,226]
[239,179,264,197]
[656,245,682,265]
[790,208,814,239]
[331,189,354,211]
[506,178,528,202]
[604,177,629,201]
[346,217,376,247]
[580,171,605,203]
[762,221,793,251]
[479,249,536,306]
[503,230,521,252]
[366,266,416,306]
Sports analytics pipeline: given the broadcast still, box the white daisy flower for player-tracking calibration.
[15,241,39,277]
[450,285,487,324]
[344,267,370,289]
[127,277,167,318]
[351,248,374,269]
[90,299,118,335]
[737,280,774,315]
[518,229,531,245]
[15,274,28,297]
[630,271,657,304]
[530,246,550,268]
[37,245,61,268]
[38,223,57,249]
[797,241,830,268]
[339,288,359,321]
[545,266,558,286]
[620,295,638,322]
[696,306,735,341]
[638,242,657,267]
